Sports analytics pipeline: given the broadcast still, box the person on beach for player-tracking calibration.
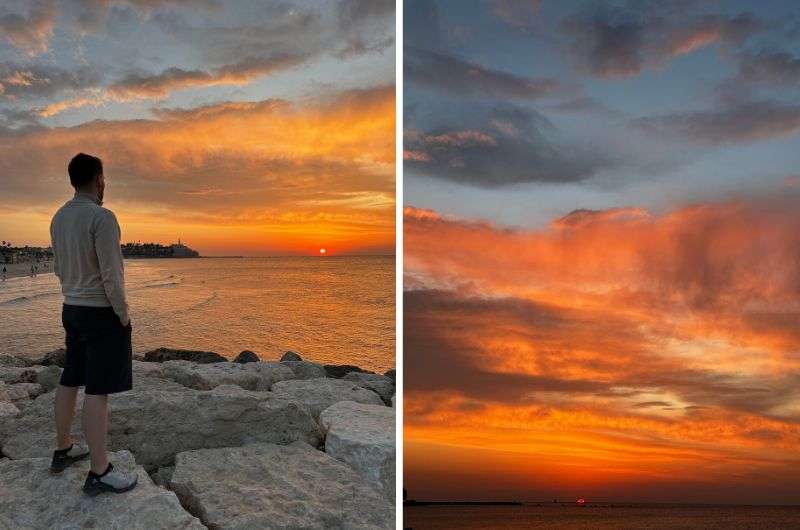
[2,266,6,281]
[49,153,137,496]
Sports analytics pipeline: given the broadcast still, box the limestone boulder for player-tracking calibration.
[143,347,227,364]
[245,361,297,389]
[323,364,374,379]
[280,350,302,362]
[320,401,396,500]
[343,372,395,405]
[232,350,259,363]
[271,378,383,419]
[133,359,166,379]
[169,441,394,530]
[0,354,31,367]
[0,401,19,419]
[0,450,204,529]
[0,365,45,384]
[34,348,67,367]
[281,360,326,380]
[2,384,322,469]
[161,360,295,391]
[5,382,44,402]
[36,365,62,391]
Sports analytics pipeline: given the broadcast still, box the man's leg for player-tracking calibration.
[82,394,109,474]
[54,385,79,450]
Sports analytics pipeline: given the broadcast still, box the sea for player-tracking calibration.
[403,504,800,529]
[0,256,395,372]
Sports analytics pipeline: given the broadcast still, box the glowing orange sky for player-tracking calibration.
[404,192,800,504]
[0,87,395,255]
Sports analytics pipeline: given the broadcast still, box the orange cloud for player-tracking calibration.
[404,196,800,502]
[0,86,395,255]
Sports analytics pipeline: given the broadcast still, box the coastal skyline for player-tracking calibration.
[0,0,395,256]
[404,0,800,505]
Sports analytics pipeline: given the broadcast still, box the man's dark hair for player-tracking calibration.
[68,153,103,189]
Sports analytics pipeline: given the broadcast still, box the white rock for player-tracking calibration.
[0,401,19,418]
[161,360,295,391]
[343,372,395,404]
[271,378,384,419]
[0,354,30,367]
[6,382,44,402]
[133,360,165,379]
[280,350,303,362]
[0,450,204,529]
[320,400,395,500]
[0,366,45,384]
[281,360,327,379]
[36,365,62,392]
[170,441,394,530]
[2,384,321,469]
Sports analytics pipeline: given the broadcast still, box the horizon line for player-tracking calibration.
[404,499,800,507]
[403,497,800,508]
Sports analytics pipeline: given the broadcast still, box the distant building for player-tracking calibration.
[121,240,199,258]
[0,243,53,264]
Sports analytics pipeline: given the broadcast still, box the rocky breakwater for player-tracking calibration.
[0,348,396,529]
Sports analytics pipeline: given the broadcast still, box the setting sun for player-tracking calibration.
[319,248,327,255]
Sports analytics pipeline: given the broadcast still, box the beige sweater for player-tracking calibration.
[50,192,130,326]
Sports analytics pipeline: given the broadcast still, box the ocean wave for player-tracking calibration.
[137,281,181,289]
[182,291,218,312]
[0,291,60,306]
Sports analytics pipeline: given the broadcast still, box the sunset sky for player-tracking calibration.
[0,0,394,256]
[404,0,800,504]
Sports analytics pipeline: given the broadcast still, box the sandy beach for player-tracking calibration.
[1,261,53,280]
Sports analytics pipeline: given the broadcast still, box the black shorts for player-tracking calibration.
[60,305,132,395]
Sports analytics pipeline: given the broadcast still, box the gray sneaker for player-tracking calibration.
[82,463,138,496]
[50,443,90,474]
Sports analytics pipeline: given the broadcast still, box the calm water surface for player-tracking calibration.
[404,505,800,530]
[0,256,394,372]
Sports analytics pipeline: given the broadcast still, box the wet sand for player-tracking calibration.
[0,261,52,280]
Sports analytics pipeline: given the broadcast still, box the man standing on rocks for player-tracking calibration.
[49,153,138,496]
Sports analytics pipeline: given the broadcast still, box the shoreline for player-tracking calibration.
[0,262,53,281]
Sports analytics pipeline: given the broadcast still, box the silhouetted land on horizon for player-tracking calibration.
[405,501,522,506]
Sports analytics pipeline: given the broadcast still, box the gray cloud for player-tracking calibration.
[107,53,309,100]
[337,0,393,31]
[736,50,800,87]
[0,0,56,56]
[405,103,614,187]
[404,0,442,51]
[405,47,563,100]
[335,0,395,59]
[72,0,219,34]
[636,99,800,145]
[486,0,542,29]
[562,7,763,78]
[550,96,624,118]
[0,63,101,99]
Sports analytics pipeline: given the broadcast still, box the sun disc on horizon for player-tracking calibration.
[319,248,326,255]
